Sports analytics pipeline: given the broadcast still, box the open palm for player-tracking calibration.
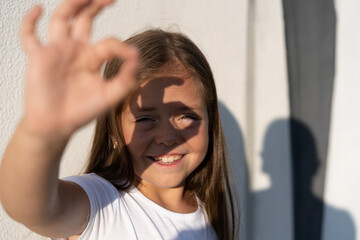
[22,0,138,138]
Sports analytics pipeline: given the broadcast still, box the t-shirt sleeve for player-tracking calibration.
[62,173,119,240]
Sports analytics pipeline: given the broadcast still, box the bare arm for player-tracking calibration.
[0,0,137,238]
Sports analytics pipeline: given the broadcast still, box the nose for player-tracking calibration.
[155,120,182,146]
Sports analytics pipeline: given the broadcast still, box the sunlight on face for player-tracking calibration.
[120,66,209,190]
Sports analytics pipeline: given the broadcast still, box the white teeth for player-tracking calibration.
[154,155,182,164]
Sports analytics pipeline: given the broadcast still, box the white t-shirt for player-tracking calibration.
[62,173,217,240]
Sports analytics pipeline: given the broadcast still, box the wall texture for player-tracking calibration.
[322,0,360,239]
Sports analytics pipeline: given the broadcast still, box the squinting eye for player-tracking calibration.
[135,116,156,123]
[135,116,157,130]
[178,115,197,120]
[177,114,199,128]
[135,117,153,122]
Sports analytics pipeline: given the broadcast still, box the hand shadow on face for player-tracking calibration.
[124,76,204,179]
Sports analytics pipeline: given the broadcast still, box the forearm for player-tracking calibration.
[0,118,68,226]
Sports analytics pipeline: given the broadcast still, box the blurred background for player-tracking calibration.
[1,0,359,239]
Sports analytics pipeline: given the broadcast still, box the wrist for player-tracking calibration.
[18,117,71,147]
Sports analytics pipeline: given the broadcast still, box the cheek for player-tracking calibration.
[120,112,136,146]
[121,120,150,158]
[120,116,138,157]
[199,129,209,156]
[121,123,133,145]
[188,121,209,157]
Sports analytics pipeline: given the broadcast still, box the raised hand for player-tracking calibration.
[21,0,138,139]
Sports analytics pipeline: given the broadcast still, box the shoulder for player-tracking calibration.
[61,174,123,239]
[63,173,117,191]
[62,173,119,207]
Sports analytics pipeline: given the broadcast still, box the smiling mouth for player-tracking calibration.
[149,154,184,165]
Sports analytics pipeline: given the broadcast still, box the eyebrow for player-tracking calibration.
[177,105,204,112]
[136,106,156,112]
[136,104,204,113]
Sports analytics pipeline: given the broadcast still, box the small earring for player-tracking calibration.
[113,141,118,149]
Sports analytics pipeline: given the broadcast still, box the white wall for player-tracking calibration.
[248,1,292,239]
[322,1,360,239]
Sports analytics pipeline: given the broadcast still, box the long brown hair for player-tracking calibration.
[85,29,237,240]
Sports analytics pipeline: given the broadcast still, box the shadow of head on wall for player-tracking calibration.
[259,118,355,240]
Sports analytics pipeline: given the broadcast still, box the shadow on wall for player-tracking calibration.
[289,118,355,240]
[250,118,293,240]
[217,104,356,240]
[218,101,249,240]
[258,118,355,240]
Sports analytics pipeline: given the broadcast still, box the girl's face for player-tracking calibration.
[120,66,209,189]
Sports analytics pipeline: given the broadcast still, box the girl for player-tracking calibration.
[0,0,237,239]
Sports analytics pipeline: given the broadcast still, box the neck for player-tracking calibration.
[135,180,198,213]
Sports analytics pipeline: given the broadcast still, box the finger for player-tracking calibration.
[72,0,114,41]
[48,0,90,42]
[103,58,138,107]
[21,5,42,53]
[89,38,138,71]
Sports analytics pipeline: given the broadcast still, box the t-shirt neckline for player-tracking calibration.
[126,185,204,221]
